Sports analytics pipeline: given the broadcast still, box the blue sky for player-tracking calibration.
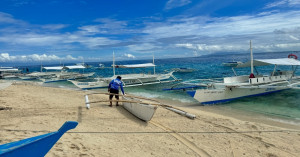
[0,0,300,63]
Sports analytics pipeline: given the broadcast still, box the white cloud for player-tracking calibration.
[0,12,24,24]
[124,53,135,59]
[0,53,89,62]
[264,0,300,9]
[144,11,300,39]
[165,0,191,10]
[127,43,160,52]
[41,24,68,30]
[1,5,300,60]
[175,43,242,52]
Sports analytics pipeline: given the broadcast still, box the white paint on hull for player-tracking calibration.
[192,86,290,104]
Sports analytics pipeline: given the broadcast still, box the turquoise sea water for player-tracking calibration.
[15,52,300,127]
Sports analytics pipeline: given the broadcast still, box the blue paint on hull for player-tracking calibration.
[186,91,196,97]
[191,89,289,105]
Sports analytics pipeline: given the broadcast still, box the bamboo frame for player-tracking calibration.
[85,92,161,103]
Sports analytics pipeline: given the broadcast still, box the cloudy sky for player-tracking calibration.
[0,0,300,63]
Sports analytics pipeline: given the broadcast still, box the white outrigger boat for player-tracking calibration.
[222,61,243,67]
[0,67,21,79]
[172,67,196,73]
[84,93,158,121]
[39,65,94,83]
[168,41,300,104]
[70,53,180,90]
[122,96,158,121]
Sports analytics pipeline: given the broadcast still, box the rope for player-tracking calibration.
[0,129,298,134]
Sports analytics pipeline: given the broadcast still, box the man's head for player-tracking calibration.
[117,76,122,80]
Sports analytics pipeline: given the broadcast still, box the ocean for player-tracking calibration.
[10,51,300,128]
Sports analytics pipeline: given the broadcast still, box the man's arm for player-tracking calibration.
[120,82,125,95]
[108,80,113,91]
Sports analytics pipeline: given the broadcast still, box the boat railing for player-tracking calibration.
[224,75,249,83]
[163,78,222,91]
[249,74,292,85]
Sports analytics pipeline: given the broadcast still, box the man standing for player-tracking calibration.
[108,76,125,107]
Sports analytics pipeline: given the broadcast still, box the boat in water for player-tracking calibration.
[70,53,180,89]
[167,41,300,104]
[39,65,94,83]
[222,61,243,67]
[172,67,196,73]
[0,67,21,79]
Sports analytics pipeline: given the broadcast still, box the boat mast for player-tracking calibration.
[40,60,42,72]
[250,40,254,75]
[153,54,155,74]
[113,51,115,76]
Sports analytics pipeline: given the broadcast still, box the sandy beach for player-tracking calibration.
[0,82,300,157]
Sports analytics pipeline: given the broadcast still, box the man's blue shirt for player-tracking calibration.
[108,78,124,94]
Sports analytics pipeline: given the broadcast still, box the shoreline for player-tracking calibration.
[139,91,300,130]
[1,83,299,156]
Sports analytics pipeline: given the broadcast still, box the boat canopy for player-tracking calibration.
[43,66,64,70]
[0,68,19,72]
[236,58,300,68]
[115,63,155,68]
[64,65,86,69]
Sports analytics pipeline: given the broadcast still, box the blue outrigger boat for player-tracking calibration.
[0,121,78,157]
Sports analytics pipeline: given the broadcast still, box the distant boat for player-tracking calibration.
[40,65,94,83]
[97,63,105,69]
[0,67,21,79]
[76,63,93,68]
[222,61,243,67]
[172,67,196,73]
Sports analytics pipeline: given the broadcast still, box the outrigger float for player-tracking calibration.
[0,121,78,157]
[165,41,300,104]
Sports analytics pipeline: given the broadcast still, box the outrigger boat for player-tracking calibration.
[0,67,21,79]
[84,93,159,121]
[70,53,180,90]
[166,41,300,104]
[222,61,243,67]
[39,65,94,83]
[84,93,196,121]
[172,67,196,73]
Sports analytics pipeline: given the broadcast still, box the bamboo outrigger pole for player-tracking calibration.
[84,93,196,119]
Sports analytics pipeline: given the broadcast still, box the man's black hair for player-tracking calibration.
[117,76,122,79]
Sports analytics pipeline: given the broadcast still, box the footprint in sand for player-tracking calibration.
[70,143,80,150]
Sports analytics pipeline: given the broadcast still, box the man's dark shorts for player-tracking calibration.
[109,88,119,99]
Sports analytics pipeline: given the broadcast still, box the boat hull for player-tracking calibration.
[122,97,157,121]
[69,72,176,90]
[69,80,109,89]
[188,86,290,104]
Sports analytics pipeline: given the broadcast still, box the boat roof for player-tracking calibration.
[0,68,19,71]
[0,67,14,69]
[64,65,86,69]
[236,58,300,68]
[43,66,64,70]
[116,63,155,68]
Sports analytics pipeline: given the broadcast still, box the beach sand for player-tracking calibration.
[0,83,299,157]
